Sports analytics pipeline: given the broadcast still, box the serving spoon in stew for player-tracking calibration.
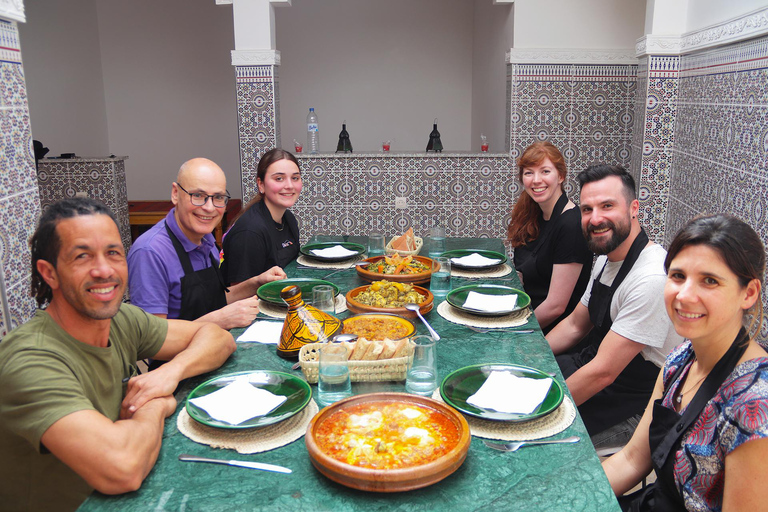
[404,303,440,341]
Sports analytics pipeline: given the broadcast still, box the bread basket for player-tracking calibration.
[385,236,423,256]
[299,343,412,383]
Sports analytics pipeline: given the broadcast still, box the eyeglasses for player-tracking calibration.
[176,183,230,208]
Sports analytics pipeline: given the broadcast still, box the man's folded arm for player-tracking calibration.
[122,320,235,416]
[565,330,646,405]
[40,396,177,494]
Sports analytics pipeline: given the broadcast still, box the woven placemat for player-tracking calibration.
[451,263,513,279]
[258,294,348,319]
[176,399,319,454]
[431,390,576,441]
[297,254,365,269]
[436,301,531,328]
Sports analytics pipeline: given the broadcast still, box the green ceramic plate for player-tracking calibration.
[446,284,531,317]
[300,241,366,262]
[186,370,312,429]
[440,249,507,270]
[440,364,563,422]
[257,278,340,306]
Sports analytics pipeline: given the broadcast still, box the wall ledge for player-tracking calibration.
[231,49,281,66]
[636,6,768,57]
[0,0,24,23]
[506,48,637,65]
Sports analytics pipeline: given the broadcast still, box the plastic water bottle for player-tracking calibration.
[307,108,319,154]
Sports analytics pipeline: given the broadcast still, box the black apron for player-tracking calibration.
[557,228,659,434]
[514,192,570,311]
[165,222,228,321]
[148,224,229,372]
[619,330,749,511]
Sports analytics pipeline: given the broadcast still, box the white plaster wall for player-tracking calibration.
[18,0,109,157]
[685,0,768,32]
[514,0,645,48]
[275,0,474,153]
[471,0,514,153]
[95,0,241,199]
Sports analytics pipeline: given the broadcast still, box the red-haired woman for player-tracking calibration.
[508,141,592,332]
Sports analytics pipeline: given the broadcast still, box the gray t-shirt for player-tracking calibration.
[580,243,683,367]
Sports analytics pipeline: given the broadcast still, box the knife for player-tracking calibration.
[178,454,292,474]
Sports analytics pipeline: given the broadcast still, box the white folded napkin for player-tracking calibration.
[462,291,518,312]
[310,245,359,258]
[189,376,287,425]
[450,253,502,267]
[467,371,553,415]
[236,320,283,344]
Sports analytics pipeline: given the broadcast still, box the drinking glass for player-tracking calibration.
[405,336,438,396]
[317,343,352,407]
[429,225,446,257]
[368,232,386,257]
[312,285,336,314]
[430,256,452,297]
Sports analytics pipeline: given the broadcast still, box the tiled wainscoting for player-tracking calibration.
[506,55,637,205]
[36,157,131,252]
[236,64,281,204]
[666,35,768,248]
[290,153,518,245]
[0,20,40,337]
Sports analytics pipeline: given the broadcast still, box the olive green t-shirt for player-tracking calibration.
[0,304,167,511]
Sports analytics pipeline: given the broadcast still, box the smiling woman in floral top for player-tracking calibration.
[603,214,768,511]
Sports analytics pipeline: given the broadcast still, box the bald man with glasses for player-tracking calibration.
[128,158,286,329]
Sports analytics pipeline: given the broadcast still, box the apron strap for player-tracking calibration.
[591,228,649,331]
[165,221,195,276]
[165,221,229,293]
[651,329,749,469]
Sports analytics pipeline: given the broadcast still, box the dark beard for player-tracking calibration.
[584,220,631,255]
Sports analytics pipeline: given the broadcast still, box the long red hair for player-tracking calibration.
[507,141,567,248]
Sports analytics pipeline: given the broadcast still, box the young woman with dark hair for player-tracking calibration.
[507,141,593,331]
[221,148,303,285]
[603,214,768,511]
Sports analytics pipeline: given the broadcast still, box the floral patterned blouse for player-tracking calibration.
[660,340,768,511]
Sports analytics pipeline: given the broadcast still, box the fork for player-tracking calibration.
[483,436,580,452]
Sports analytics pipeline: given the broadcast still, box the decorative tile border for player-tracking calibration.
[235,64,279,203]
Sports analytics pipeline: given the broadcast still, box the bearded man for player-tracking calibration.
[545,165,682,451]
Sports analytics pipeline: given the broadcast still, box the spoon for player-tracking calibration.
[404,303,440,341]
[291,333,359,370]
[483,436,580,452]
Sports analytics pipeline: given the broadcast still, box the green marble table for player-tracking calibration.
[80,238,619,511]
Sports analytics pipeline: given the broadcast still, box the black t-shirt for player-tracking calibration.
[220,200,300,285]
[513,204,593,330]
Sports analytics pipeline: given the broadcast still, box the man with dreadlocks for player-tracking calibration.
[0,198,235,511]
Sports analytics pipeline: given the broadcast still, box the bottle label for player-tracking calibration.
[308,123,319,132]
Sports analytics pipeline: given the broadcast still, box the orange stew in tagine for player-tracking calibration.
[315,401,461,469]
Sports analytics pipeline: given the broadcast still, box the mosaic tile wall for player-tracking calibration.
[291,154,517,244]
[632,55,680,244]
[36,158,131,252]
[666,35,768,248]
[507,63,637,203]
[236,65,281,203]
[0,19,41,339]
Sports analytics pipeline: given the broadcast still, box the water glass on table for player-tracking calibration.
[317,343,352,407]
[312,285,336,314]
[430,256,451,297]
[428,226,446,257]
[368,232,386,257]
[405,336,438,396]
